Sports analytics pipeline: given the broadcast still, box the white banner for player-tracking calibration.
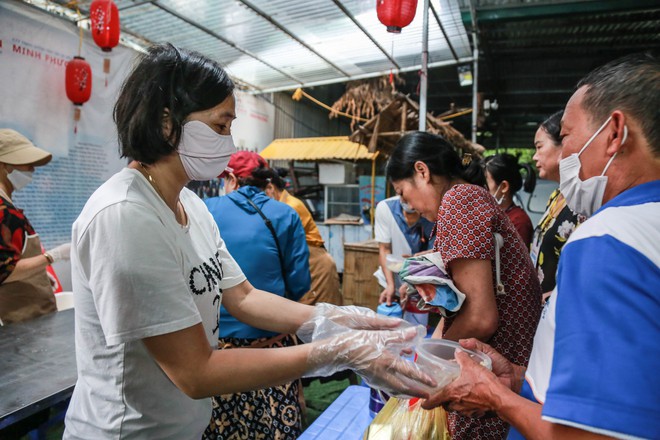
[0,3,276,251]
[233,91,275,152]
[0,2,134,249]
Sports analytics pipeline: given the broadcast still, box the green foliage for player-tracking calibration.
[483,148,536,168]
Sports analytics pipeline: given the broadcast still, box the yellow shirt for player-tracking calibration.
[279,190,325,247]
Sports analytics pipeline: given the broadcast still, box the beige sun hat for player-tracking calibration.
[0,129,53,167]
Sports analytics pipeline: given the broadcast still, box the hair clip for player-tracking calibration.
[462,153,473,166]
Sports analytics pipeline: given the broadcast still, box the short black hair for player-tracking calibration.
[386,131,485,187]
[114,43,235,163]
[484,153,536,194]
[577,51,659,155]
[539,110,563,147]
[270,167,288,191]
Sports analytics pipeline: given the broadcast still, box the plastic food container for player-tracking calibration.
[415,339,492,391]
[385,254,404,273]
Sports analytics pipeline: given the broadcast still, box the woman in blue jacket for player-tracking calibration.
[204,150,310,440]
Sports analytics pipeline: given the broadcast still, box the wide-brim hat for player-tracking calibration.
[0,129,52,167]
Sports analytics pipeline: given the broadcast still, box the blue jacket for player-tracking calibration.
[205,186,311,338]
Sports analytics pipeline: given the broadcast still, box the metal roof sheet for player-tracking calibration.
[260,136,376,161]
[41,0,471,93]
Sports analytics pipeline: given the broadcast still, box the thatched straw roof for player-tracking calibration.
[349,94,484,158]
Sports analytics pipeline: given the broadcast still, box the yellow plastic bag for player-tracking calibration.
[363,397,451,440]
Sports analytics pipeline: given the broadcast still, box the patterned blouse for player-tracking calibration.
[530,189,585,293]
[0,195,35,283]
[434,184,542,440]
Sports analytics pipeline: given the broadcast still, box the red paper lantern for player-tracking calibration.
[377,0,418,34]
[65,56,92,106]
[90,0,120,52]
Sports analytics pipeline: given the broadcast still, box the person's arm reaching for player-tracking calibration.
[422,339,612,440]
[3,243,71,283]
[441,258,499,341]
[378,242,397,305]
[143,309,436,399]
[222,279,314,334]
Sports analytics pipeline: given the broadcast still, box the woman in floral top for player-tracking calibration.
[387,132,541,440]
[530,111,585,301]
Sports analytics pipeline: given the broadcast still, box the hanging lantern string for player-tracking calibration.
[64,0,83,56]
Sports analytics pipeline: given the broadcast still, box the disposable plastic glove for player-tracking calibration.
[297,303,403,343]
[47,243,72,262]
[305,325,436,398]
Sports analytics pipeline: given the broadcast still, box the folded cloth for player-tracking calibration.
[399,252,466,317]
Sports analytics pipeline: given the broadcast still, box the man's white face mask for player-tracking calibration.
[559,115,627,217]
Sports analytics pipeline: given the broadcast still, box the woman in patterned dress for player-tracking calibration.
[386,131,542,440]
[531,111,585,303]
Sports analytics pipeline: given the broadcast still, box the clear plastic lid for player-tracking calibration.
[414,339,492,391]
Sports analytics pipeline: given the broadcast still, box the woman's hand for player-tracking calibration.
[306,326,436,398]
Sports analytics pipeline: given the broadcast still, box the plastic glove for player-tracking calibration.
[306,325,436,398]
[297,303,403,343]
[47,243,72,262]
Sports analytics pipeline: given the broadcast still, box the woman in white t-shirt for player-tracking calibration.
[63,44,434,440]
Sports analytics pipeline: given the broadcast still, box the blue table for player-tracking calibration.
[300,385,373,440]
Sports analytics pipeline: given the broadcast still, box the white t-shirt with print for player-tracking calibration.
[64,168,245,440]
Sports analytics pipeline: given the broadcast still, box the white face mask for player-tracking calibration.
[177,120,237,181]
[492,183,505,205]
[7,169,33,191]
[559,116,627,217]
[400,201,416,214]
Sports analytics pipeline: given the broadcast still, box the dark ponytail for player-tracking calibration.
[386,131,485,187]
[484,153,537,195]
[520,163,537,193]
[539,110,564,147]
[238,164,276,190]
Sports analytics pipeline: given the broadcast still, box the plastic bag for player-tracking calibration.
[363,397,451,440]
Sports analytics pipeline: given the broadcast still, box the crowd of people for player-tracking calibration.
[0,41,657,440]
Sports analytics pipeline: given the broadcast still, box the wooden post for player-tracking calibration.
[288,160,299,193]
[370,151,379,239]
[401,100,408,134]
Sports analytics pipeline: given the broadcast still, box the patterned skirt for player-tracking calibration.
[202,334,303,440]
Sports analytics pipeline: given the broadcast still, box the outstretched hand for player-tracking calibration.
[421,338,522,414]
[459,338,525,393]
[306,326,436,398]
[297,303,403,343]
[47,243,72,262]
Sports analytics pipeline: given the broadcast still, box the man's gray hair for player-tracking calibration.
[577,52,660,156]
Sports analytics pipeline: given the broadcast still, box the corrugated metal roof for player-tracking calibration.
[260,136,376,161]
[37,0,471,93]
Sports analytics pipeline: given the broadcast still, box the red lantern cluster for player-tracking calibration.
[65,57,92,106]
[90,0,120,52]
[377,0,418,34]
